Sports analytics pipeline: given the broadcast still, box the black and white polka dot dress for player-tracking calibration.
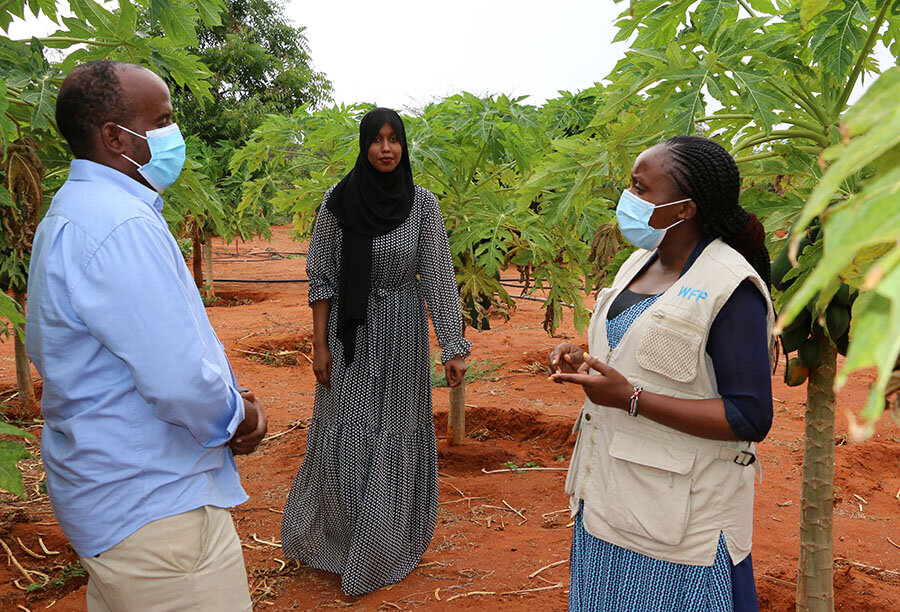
[281,185,471,596]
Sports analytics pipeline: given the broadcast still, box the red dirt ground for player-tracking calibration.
[0,225,897,611]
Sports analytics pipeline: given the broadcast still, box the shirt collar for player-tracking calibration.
[67,159,164,213]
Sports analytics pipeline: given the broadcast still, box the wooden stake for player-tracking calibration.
[448,379,466,445]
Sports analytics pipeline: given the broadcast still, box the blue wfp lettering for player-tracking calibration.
[677,286,708,302]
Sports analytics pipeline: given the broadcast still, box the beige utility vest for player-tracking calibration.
[565,239,774,566]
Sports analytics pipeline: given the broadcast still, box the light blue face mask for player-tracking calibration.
[616,189,691,251]
[118,123,186,193]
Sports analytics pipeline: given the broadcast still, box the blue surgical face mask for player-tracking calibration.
[616,190,690,251]
[118,123,186,193]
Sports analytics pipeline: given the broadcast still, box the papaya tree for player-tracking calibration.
[234,95,600,334]
[565,1,898,610]
[0,0,229,411]
[157,0,331,298]
[778,67,900,434]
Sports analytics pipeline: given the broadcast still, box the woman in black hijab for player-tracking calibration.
[281,108,470,596]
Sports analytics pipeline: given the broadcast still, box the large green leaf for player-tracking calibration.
[809,1,868,79]
[0,421,33,438]
[0,440,31,499]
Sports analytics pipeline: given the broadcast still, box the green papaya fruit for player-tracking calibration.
[833,283,851,307]
[771,243,793,291]
[798,338,822,369]
[780,326,809,354]
[783,307,812,334]
[784,357,809,387]
[836,331,849,357]
[825,305,850,340]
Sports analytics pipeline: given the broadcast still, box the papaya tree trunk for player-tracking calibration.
[191,223,203,290]
[796,335,837,612]
[203,235,215,300]
[11,288,35,415]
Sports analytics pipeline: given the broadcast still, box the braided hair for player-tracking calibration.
[663,136,771,290]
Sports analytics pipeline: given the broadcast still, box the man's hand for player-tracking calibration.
[229,391,267,455]
[444,356,467,387]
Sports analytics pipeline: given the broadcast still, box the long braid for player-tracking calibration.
[663,136,771,290]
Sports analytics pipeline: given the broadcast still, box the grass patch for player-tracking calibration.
[430,356,504,388]
[26,561,86,592]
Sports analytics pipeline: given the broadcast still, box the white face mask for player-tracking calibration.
[616,190,690,251]
[117,123,186,192]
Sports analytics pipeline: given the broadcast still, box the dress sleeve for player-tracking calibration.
[416,189,471,363]
[306,191,341,305]
[707,279,773,442]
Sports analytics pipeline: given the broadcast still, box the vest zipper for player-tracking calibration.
[651,310,705,334]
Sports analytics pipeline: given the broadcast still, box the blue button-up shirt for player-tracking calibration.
[26,160,247,557]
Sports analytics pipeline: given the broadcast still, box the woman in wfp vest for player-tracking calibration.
[550,136,774,612]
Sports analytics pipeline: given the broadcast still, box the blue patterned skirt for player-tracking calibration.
[569,505,734,612]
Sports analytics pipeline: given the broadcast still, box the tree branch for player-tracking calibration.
[731,128,827,155]
[735,151,782,163]
[24,37,129,49]
[698,113,753,122]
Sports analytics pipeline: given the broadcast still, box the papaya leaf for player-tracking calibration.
[157,3,198,47]
[696,0,738,36]
[0,440,31,499]
[0,421,33,438]
[839,271,900,424]
[809,1,868,79]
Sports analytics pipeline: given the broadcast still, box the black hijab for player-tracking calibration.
[326,107,415,364]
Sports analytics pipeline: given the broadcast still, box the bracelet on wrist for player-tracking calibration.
[628,386,643,417]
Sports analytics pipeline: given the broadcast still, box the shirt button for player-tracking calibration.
[584,413,592,422]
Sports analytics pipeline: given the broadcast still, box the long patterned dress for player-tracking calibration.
[281,185,471,596]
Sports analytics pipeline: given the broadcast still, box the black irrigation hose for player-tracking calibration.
[210,278,577,309]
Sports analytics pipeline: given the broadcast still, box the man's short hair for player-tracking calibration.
[56,60,140,159]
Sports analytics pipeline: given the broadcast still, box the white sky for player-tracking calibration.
[7,1,895,111]
[284,1,627,110]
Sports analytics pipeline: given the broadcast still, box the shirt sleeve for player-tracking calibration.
[70,218,243,448]
[306,193,341,305]
[707,279,773,442]
[416,190,471,363]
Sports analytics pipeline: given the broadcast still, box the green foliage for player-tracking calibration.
[25,561,86,592]
[779,67,900,431]
[1,0,233,338]
[0,291,24,342]
[234,95,601,334]
[0,416,33,499]
[174,0,331,145]
[430,356,504,388]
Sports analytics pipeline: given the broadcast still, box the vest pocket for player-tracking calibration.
[636,311,704,383]
[604,430,696,546]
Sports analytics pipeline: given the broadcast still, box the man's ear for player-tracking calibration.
[99,122,126,155]
[678,199,698,220]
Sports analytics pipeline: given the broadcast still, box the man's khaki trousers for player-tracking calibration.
[80,506,252,612]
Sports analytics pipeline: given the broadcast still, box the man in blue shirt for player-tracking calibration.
[26,60,266,611]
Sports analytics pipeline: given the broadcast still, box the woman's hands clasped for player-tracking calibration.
[549,343,632,410]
